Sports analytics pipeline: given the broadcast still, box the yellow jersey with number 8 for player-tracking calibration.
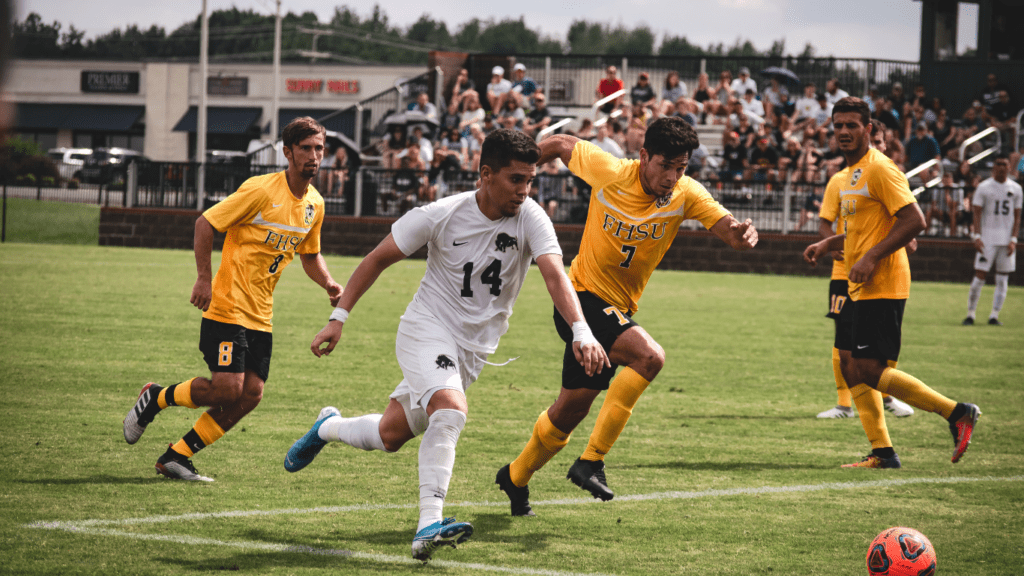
[568,141,729,315]
[203,171,324,332]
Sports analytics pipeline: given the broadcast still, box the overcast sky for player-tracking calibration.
[19,0,934,61]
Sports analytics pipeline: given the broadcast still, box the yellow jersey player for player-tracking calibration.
[816,119,914,429]
[496,117,758,515]
[122,117,342,481]
[804,97,980,468]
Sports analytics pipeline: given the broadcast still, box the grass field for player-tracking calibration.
[1,198,100,245]
[1,243,1021,575]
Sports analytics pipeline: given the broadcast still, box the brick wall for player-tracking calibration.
[98,207,1015,285]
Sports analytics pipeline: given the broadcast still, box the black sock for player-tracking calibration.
[139,384,164,421]
[872,447,896,459]
[947,403,967,424]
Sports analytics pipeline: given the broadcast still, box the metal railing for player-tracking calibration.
[959,126,1001,165]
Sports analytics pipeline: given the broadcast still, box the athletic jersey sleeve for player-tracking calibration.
[203,177,265,232]
[568,140,632,188]
[820,174,842,222]
[682,180,730,229]
[391,202,442,256]
[521,200,562,259]
[868,158,916,215]
[1015,183,1024,210]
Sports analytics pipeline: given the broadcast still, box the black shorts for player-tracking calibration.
[554,291,638,390]
[835,299,905,363]
[825,279,849,320]
[199,318,273,382]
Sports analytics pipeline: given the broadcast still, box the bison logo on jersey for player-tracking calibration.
[435,355,455,370]
[655,195,671,208]
[850,168,863,188]
[495,233,518,252]
[303,203,316,227]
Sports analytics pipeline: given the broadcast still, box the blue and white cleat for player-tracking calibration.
[411,517,474,562]
[284,406,340,472]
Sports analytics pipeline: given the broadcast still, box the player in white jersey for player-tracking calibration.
[282,129,609,562]
[963,153,1022,326]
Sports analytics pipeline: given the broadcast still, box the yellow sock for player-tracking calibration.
[581,367,651,462]
[509,410,571,487]
[876,367,956,418]
[170,412,226,458]
[158,378,199,409]
[850,384,892,449]
[832,348,852,408]
[880,359,897,400]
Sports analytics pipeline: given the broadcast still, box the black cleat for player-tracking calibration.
[123,382,163,444]
[962,316,974,326]
[987,317,1003,326]
[567,458,614,501]
[155,445,214,482]
[495,464,535,517]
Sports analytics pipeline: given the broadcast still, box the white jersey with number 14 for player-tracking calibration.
[390,191,562,355]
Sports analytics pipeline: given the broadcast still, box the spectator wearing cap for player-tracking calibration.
[522,92,552,138]
[507,63,538,109]
[630,72,657,110]
[711,130,746,182]
[659,71,688,116]
[486,66,512,112]
[824,78,849,106]
[730,67,757,97]
[904,120,941,180]
[745,135,780,182]
[595,65,624,114]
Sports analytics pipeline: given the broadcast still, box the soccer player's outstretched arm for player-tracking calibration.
[535,254,610,377]
[310,234,408,357]
[537,134,580,167]
[804,233,846,266]
[299,253,343,306]
[709,215,759,251]
[190,215,215,312]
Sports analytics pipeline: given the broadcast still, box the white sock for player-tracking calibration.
[318,414,388,452]
[416,408,466,532]
[991,273,1009,318]
[967,276,984,317]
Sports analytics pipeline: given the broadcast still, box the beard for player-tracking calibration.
[300,165,318,179]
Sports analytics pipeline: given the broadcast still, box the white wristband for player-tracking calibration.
[971,233,980,241]
[571,321,598,347]
[1012,237,1018,244]
[329,307,350,323]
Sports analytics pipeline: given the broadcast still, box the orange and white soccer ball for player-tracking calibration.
[866,527,936,576]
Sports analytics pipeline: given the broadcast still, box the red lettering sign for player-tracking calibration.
[286,79,323,93]
[327,80,360,94]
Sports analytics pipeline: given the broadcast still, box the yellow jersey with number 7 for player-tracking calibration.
[202,171,324,332]
[567,141,729,315]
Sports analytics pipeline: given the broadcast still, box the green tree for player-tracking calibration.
[12,13,62,58]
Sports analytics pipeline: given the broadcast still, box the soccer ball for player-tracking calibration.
[866,527,936,576]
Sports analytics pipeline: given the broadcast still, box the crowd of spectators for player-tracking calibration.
[360,64,1021,232]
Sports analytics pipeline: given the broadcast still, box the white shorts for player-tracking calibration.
[389,307,487,436]
[974,245,1015,274]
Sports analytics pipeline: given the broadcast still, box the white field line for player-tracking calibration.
[25,475,1022,530]
[25,525,612,576]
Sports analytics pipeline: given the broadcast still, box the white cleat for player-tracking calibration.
[883,396,915,418]
[817,405,855,419]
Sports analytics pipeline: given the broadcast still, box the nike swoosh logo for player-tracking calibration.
[272,203,282,208]
[285,457,294,467]
[453,241,468,246]
[857,345,869,349]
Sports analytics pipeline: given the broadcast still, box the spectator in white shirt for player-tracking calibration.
[730,67,757,97]
[486,66,512,112]
[825,78,849,106]
[740,89,765,119]
[589,123,625,158]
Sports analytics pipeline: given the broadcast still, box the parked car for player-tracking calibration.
[47,147,92,181]
[79,147,147,185]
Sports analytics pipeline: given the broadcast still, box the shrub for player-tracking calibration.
[67,178,80,189]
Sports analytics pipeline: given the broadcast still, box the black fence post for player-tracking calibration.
[2,184,7,243]
[36,180,41,201]
[97,184,103,205]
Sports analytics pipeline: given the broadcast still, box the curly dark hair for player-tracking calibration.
[281,116,326,148]
[642,117,700,160]
[831,97,871,127]
[479,129,540,173]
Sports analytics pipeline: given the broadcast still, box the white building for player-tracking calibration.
[8,59,426,161]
